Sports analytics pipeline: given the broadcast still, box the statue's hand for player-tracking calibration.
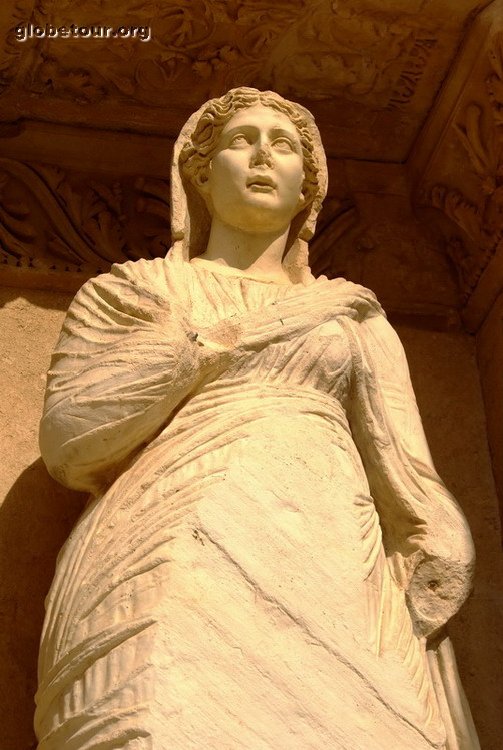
[184,317,245,380]
[195,316,244,354]
[194,298,314,355]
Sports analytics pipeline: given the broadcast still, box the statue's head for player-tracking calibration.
[170,87,327,281]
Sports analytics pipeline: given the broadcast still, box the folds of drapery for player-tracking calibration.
[39,256,381,495]
[40,256,477,641]
[39,261,204,495]
[38,256,480,748]
[428,634,481,750]
[343,313,479,750]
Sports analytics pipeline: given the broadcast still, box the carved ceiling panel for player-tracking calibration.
[0,0,495,160]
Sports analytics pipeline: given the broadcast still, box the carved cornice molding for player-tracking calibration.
[0,0,491,160]
[0,0,436,107]
[0,156,356,291]
[415,19,503,308]
[427,31,503,298]
[0,158,170,283]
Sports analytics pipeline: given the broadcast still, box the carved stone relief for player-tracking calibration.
[0,156,352,287]
[0,0,494,160]
[318,192,460,324]
[2,0,436,105]
[0,159,170,277]
[417,26,503,304]
[0,0,34,94]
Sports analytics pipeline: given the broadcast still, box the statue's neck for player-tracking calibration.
[197,217,293,285]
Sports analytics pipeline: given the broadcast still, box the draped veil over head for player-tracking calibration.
[169,86,328,283]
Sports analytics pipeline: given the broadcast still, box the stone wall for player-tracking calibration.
[0,287,86,750]
[0,286,501,750]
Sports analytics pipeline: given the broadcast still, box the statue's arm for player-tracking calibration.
[39,270,202,494]
[346,313,475,637]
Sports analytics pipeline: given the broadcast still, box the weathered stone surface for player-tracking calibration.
[0,0,492,160]
[1,291,500,749]
[412,2,503,313]
[0,0,501,746]
[0,287,86,750]
[31,88,480,749]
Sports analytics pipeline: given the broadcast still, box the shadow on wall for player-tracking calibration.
[0,458,86,750]
[0,286,75,313]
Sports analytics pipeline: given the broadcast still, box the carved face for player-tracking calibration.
[198,104,306,233]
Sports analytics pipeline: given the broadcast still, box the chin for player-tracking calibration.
[233,202,298,233]
[235,214,292,234]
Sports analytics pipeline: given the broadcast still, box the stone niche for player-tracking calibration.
[0,1,502,749]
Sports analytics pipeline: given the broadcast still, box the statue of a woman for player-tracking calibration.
[36,88,479,750]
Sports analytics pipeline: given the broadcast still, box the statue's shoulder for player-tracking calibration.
[95,253,187,301]
[315,275,385,321]
[71,253,187,318]
[109,254,174,287]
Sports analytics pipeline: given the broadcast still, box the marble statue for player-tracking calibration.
[36,87,480,749]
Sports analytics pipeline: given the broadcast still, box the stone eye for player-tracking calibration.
[273,137,295,152]
[229,134,249,147]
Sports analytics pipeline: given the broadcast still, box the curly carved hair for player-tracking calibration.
[178,87,322,211]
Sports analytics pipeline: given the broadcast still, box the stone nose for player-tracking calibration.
[250,143,274,168]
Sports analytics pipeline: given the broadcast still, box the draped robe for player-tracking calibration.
[36,254,477,750]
